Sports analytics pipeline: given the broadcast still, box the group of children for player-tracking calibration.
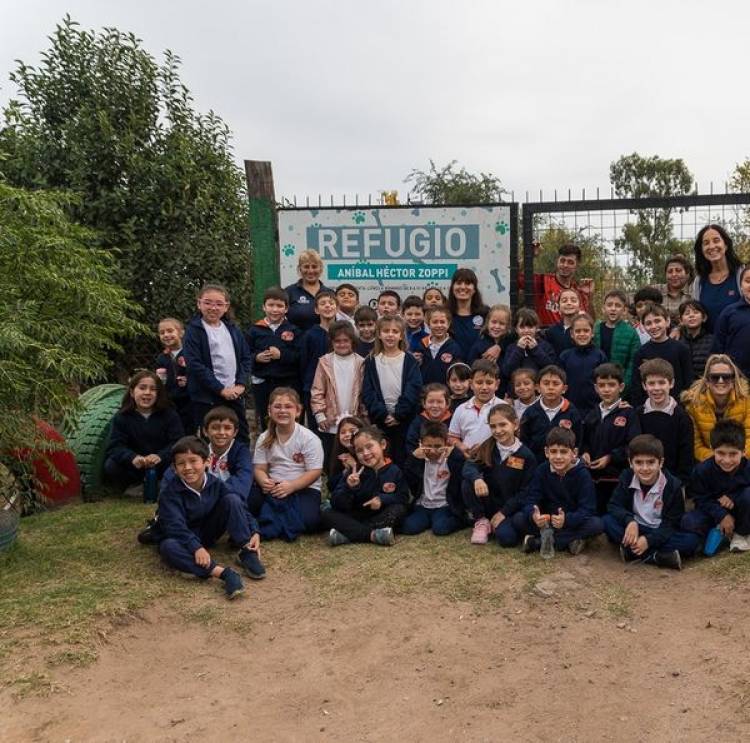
[102,265,750,599]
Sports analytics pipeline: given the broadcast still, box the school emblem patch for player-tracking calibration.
[440,352,453,363]
[298,296,310,304]
[613,416,627,427]
[292,452,305,464]
[177,356,186,366]
[559,419,572,429]
[506,456,525,470]
[382,482,396,493]
[437,468,450,480]
[281,331,294,342]
[472,315,484,328]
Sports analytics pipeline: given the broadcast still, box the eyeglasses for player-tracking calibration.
[200,300,228,308]
[708,373,735,383]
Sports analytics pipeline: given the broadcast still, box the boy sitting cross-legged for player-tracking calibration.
[603,434,699,570]
[513,426,603,556]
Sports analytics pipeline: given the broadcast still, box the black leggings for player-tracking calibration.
[320,504,407,543]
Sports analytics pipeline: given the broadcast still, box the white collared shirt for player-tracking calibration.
[418,459,451,509]
[208,440,235,483]
[496,438,523,462]
[643,396,677,416]
[514,396,539,420]
[540,399,564,422]
[630,471,667,528]
[449,396,503,448]
[600,399,622,420]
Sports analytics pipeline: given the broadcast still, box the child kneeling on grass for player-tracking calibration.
[158,436,265,600]
[603,435,698,570]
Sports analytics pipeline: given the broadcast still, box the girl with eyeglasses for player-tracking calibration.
[682,354,750,461]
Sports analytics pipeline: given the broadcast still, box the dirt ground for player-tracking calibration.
[3,551,750,743]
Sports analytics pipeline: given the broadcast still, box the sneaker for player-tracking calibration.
[654,550,682,570]
[470,518,491,545]
[220,567,245,599]
[619,544,640,563]
[137,518,161,545]
[371,527,395,546]
[522,534,540,554]
[328,528,351,547]
[704,526,727,556]
[124,483,144,499]
[237,548,266,580]
[730,533,750,552]
[568,539,585,556]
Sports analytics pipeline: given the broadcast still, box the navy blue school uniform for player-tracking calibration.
[500,336,557,380]
[630,339,694,406]
[300,324,330,396]
[104,408,184,485]
[683,457,750,537]
[362,353,423,466]
[519,398,583,463]
[407,325,430,353]
[284,280,330,333]
[636,400,694,486]
[356,338,375,357]
[183,315,253,441]
[679,328,714,381]
[582,404,640,479]
[603,468,699,560]
[462,443,537,546]
[451,310,487,359]
[467,334,515,396]
[544,322,575,357]
[712,298,750,380]
[154,348,192,433]
[321,460,409,542]
[513,459,603,549]
[157,473,259,578]
[559,344,608,415]
[450,394,471,413]
[405,410,453,456]
[416,336,464,385]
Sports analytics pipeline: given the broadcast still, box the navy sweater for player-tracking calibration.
[467,333,516,396]
[688,457,750,524]
[403,449,466,516]
[462,443,537,517]
[284,281,330,333]
[679,328,714,380]
[158,473,258,553]
[300,324,330,393]
[559,345,609,415]
[581,404,641,479]
[183,315,253,404]
[712,298,750,379]
[106,408,184,466]
[501,337,557,379]
[451,310,487,359]
[405,411,453,455]
[362,353,423,425]
[630,339,694,406]
[544,322,575,357]
[636,403,694,486]
[416,336,464,385]
[154,349,190,408]
[331,461,409,509]
[245,318,302,383]
[523,459,597,527]
[356,338,375,358]
[607,468,685,549]
[520,398,583,462]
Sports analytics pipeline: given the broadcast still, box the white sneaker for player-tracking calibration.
[730,534,750,552]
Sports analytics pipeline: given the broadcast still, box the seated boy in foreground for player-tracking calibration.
[603,434,698,570]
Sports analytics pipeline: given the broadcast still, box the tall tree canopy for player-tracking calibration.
[405,160,506,205]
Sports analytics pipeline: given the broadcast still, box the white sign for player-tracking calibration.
[278,206,512,307]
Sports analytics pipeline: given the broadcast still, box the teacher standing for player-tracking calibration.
[284,249,330,333]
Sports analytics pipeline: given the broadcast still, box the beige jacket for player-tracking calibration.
[310,352,365,427]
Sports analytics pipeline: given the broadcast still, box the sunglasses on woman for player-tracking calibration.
[708,372,735,383]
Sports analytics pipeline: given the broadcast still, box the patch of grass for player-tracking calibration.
[46,647,98,668]
[695,550,750,584]
[594,582,633,618]
[10,672,65,698]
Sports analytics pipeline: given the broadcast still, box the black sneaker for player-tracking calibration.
[522,534,540,553]
[220,567,245,599]
[237,547,266,580]
[568,539,585,555]
[619,544,640,563]
[137,518,161,545]
[654,549,682,571]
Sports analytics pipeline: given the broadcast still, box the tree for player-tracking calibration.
[729,160,750,260]
[609,153,694,286]
[405,160,506,205]
[0,17,252,364]
[0,178,142,501]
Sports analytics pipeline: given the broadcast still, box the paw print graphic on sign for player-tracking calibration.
[283,244,295,257]
[353,211,366,224]
[495,221,509,235]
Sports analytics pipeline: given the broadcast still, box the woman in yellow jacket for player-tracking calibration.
[682,354,750,461]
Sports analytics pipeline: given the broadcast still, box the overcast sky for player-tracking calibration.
[1,0,748,203]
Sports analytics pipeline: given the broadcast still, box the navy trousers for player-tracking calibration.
[681,489,750,536]
[104,457,169,487]
[400,505,465,536]
[461,481,522,546]
[255,487,322,541]
[512,510,603,549]
[321,503,407,543]
[603,513,700,560]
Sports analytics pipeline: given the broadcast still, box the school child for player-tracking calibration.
[594,289,641,396]
[423,286,448,308]
[683,419,750,554]
[311,321,365,465]
[519,365,582,462]
[603,434,699,569]
[405,383,453,454]
[448,359,502,456]
[249,388,324,540]
[461,403,536,546]
[677,299,714,379]
[509,368,539,419]
[335,283,359,324]
[559,313,608,415]
[500,308,556,381]
[446,362,472,412]
[468,304,515,394]
[322,425,409,546]
[631,288,664,345]
[401,421,467,536]
[635,359,694,485]
[245,286,302,431]
[157,436,264,599]
[104,371,184,497]
[581,364,641,513]
[362,316,423,467]
[630,303,693,406]
[377,289,402,318]
[415,305,464,385]
[712,265,750,380]
[544,288,580,356]
[327,416,366,496]
[155,317,192,434]
[354,305,378,357]
[403,295,429,350]
[514,427,603,555]
[183,283,252,442]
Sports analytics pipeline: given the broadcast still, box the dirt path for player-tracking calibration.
[4,553,750,743]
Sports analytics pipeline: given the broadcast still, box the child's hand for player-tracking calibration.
[259,477,277,493]
[143,454,161,468]
[551,508,565,529]
[176,376,187,387]
[482,345,501,361]
[439,445,453,463]
[581,452,591,466]
[317,417,329,432]
[669,327,682,341]
[256,349,272,364]
[632,536,649,556]
[623,521,639,547]
[194,547,211,568]
[384,414,398,427]
[589,455,611,470]
[221,387,240,401]
[363,496,382,510]
[132,455,145,469]
[339,453,357,471]
[270,480,294,499]
[412,446,427,460]
[526,336,538,349]
[532,506,550,528]
[617,400,631,409]
[490,511,505,529]
[720,513,736,537]
[268,346,281,360]
[719,495,735,509]
[347,465,364,488]
[413,351,424,365]
[248,533,261,551]
[474,479,489,497]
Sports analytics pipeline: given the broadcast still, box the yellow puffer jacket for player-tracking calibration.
[685,389,750,461]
